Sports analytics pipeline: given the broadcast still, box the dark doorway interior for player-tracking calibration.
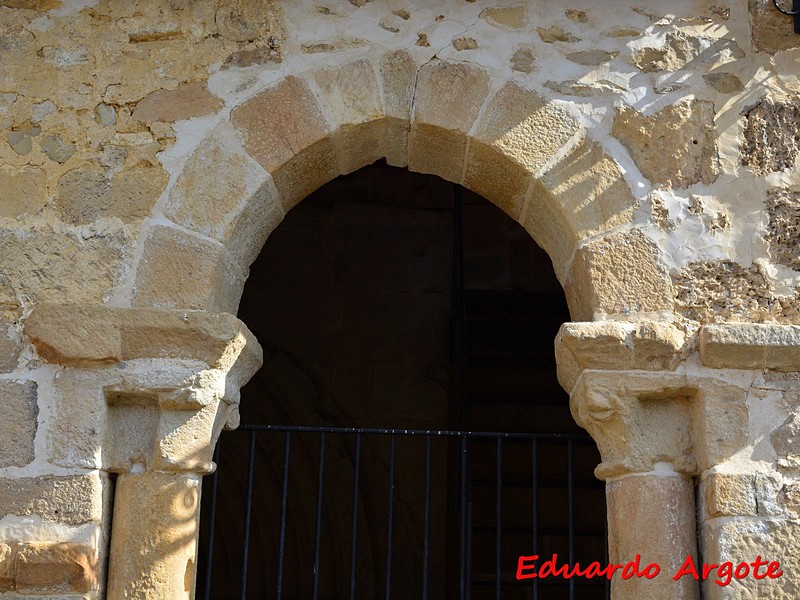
[196,162,608,599]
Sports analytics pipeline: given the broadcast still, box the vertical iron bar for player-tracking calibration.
[422,434,432,600]
[240,431,257,600]
[276,432,291,600]
[568,439,575,600]
[202,441,221,600]
[495,437,503,600]
[532,438,539,600]
[459,435,468,599]
[452,185,469,430]
[349,433,362,600]
[312,432,326,600]
[385,434,397,600]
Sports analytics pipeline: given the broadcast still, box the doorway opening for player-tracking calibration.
[196,161,608,599]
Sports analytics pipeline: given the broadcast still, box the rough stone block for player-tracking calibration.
[519,180,577,278]
[232,76,338,210]
[741,96,800,175]
[0,542,15,592]
[132,225,246,312]
[749,0,800,53]
[164,123,284,267]
[0,380,37,467]
[49,371,104,469]
[0,166,46,218]
[409,60,490,183]
[0,318,22,373]
[693,381,749,470]
[379,50,416,167]
[132,81,223,123]
[704,473,757,517]
[613,100,718,189]
[0,473,107,525]
[16,542,98,594]
[700,323,800,370]
[463,140,531,219]
[565,229,675,320]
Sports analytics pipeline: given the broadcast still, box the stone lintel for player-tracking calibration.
[555,320,686,392]
[24,304,263,384]
[700,323,800,371]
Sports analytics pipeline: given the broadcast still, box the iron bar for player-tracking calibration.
[422,434,431,600]
[459,435,468,600]
[349,433,362,600]
[202,442,221,600]
[495,437,503,600]
[385,434,397,600]
[312,432,326,600]
[276,431,291,600]
[240,430,257,600]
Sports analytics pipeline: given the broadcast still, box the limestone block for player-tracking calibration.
[463,140,531,220]
[519,179,577,276]
[50,371,105,469]
[214,0,273,42]
[555,320,685,391]
[16,542,98,594]
[571,371,696,478]
[741,96,800,175]
[765,187,800,271]
[749,0,800,53]
[771,412,800,469]
[607,474,699,599]
[24,304,262,375]
[692,381,749,470]
[0,166,46,218]
[631,31,742,72]
[379,50,416,167]
[613,100,718,188]
[107,472,202,600]
[703,473,757,517]
[0,542,13,592]
[314,58,386,174]
[132,82,223,123]
[409,60,490,183]
[702,517,799,599]
[0,380,37,468]
[0,318,22,373]
[164,123,284,267]
[0,473,108,525]
[56,165,168,224]
[232,76,338,210]
[132,225,246,312]
[565,229,675,320]
[700,323,800,370]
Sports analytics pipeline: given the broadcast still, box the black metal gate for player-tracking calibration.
[197,424,609,600]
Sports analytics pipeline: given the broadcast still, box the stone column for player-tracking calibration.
[24,304,263,600]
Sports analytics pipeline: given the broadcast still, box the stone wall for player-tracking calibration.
[2,0,800,598]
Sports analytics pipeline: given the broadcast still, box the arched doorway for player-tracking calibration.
[196,162,608,599]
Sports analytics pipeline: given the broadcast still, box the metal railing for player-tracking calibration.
[197,424,609,600]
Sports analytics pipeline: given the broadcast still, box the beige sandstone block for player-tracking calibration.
[692,382,749,471]
[107,472,202,600]
[703,473,757,517]
[0,380,37,468]
[463,141,531,219]
[0,166,46,218]
[164,123,284,267]
[607,474,700,600]
[132,82,223,123]
[700,323,800,371]
[519,179,577,277]
[749,0,800,53]
[0,473,107,525]
[0,542,14,592]
[314,58,386,173]
[565,229,675,320]
[132,225,246,312]
[232,76,338,210]
[16,542,98,594]
[379,50,416,167]
[49,371,104,469]
[56,165,168,224]
[409,60,490,182]
[539,138,637,238]
[0,318,21,373]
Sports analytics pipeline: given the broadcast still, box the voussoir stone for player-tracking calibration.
[0,380,37,467]
[379,49,416,167]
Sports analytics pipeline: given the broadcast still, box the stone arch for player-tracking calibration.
[128,52,674,322]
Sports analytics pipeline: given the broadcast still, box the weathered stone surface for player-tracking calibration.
[566,49,617,65]
[519,180,577,276]
[0,166,46,218]
[56,165,168,224]
[16,542,98,594]
[536,24,578,43]
[0,542,13,592]
[631,31,742,72]
[232,76,337,210]
[215,0,273,42]
[555,320,685,391]
[164,123,283,266]
[703,473,757,517]
[132,225,246,312]
[409,60,491,183]
[0,318,21,373]
[379,49,416,167]
[614,100,719,188]
[607,475,700,599]
[565,230,675,320]
[749,0,800,53]
[484,5,525,29]
[742,95,800,175]
[765,188,800,270]
[0,473,107,525]
[132,82,223,123]
[703,72,744,93]
[771,411,800,469]
[40,134,75,163]
[313,59,385,174]
[0,380,37,467]
[700,323,800,370]
[107,472,202,600]
[49,371,104,469]
[510,46,535,72]
[25,303,261,374]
